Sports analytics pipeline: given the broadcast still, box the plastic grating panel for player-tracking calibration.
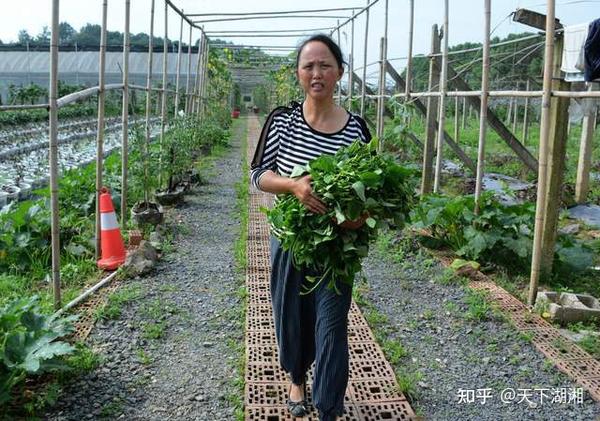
[247,305,274,322]
[350,379,407,403]
[349,359,396,380]
[248,292,272,306]
[354,401,417,420]
[556,359,600,380]
[246,363,289,383]
[247,345,280,365]
[246,315,276,332]
[577,377,600,401]
[246,331,277,347]
[349,342,387,361]
[348,325,377,343]
[508,312,553,330]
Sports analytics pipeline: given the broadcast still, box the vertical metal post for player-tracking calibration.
[474,0,491,214]
[433,0,449,193]
[159,0,168,188]
[49,0,61,310]
[121,0,130,226]
[528,0,556,306]
[185,26,192,114]
[405,0,414,101]
[144,0,155,205]
[174,10,184,115]
[522,79,530,145]
[348,12,355,111]
[360,0,370,117]
[95,0,108,259]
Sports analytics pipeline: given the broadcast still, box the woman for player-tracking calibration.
[250,34,371,421]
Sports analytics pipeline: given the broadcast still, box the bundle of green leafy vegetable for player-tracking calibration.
[266,138,415,293]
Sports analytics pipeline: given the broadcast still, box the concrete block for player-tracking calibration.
[535,291,600,325]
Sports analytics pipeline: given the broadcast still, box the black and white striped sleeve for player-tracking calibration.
[250,115,281,190]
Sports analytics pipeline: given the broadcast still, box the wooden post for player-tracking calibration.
[174,10,184,115]
[405,0,414,101]
[144,0,155,205]
[49,0,61,310]
[378,0,389,149]
[506,97,513,125]
[360,0,370,117]
[433,0,449,193]
[575,85,597,204]
[192,35,203,115]
[95,0,108,259]
[185,26,192,113]
[121,0,130,226]
[539,34,570,276]
[528,0,557,306]
[512,88,519,134]
[159,0,168,187]
[421,24,441,195]
[474,0,491,214]
[348,12,355,111]
[522,79,530,145]
[201,37,209,116]
[454,90,459,144]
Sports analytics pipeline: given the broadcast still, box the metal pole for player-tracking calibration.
[159,0,168,188]
[474,0,491,214]
[528,0,555,306]
[144,0,155,205]
[174,10,184,115]
[49,0,61,310]
[405,0,414,101]
[121,0,130,226]
[360,0,370,117]
[433,0,449,193]
[185,26,192,113]
[95,0,108,259]
[348,11,355,111]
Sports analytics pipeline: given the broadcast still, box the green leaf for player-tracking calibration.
[290,165,307,178]
[352,181,366,202]
[366,217,376,228]
[334,206,346,224]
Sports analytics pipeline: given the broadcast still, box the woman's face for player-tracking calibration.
[297,41,343,101]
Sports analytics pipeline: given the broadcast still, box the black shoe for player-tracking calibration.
[287,383,308,417]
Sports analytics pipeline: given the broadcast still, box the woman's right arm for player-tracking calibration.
[258,171,327,215]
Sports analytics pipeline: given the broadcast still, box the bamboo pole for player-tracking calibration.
[506,97,513,125]
[454,90,459,144]
[54,271,119,317]
[433,0,449,193]
[144,0,155,205]
[201,39,209,116]
[348,11,355,111]
[379,0,389,149]
[575,85,597,204]
[512,88,519,134]
[121,0,130,226]
[49,0,61,310]
[522,79,530,145]
[336,21,341,105]
[159,0,168,188]
[528,0,556,306]
[474,0,491,214]
[360,0,370,117]
[185,26,192,113]
[420,24,440,195]
[461,96,467,129]
[376,37,385,140]
[405,0,414,101]
[174,10,184,115]
[192,35,203,115]
[95,0,108,259]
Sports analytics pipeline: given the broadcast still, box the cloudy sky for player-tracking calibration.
[1,0,599,78]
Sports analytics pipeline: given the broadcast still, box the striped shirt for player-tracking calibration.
[250,103,372,189]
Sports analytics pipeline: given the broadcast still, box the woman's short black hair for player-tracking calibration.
[295,34,346,69]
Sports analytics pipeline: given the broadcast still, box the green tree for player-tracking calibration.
[59,22,76,44]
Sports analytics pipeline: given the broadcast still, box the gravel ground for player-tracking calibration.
[361,236,600,421]
[45,120,245,421]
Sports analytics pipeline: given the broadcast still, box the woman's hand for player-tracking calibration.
[338,213,368,230]
[292,175,328,214]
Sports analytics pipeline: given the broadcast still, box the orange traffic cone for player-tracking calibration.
[97,187,126,270]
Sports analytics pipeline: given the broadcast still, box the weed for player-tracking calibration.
[395,368,423,402]
[578,334,600,358]
[100,400,123,418]
[94,283,143,321]
[141,321,166,339]
[136,348,152,365]
[382,339,408,365]
[464,289,491,321]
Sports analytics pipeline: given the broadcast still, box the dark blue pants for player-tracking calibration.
[270,236,352,421]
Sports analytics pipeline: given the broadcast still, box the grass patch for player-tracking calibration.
[141,321,166,340]
[463,289,491,322]
[94,283,143,321]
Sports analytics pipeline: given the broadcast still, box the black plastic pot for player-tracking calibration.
[155,185,185,206]
[131,201,164,226]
